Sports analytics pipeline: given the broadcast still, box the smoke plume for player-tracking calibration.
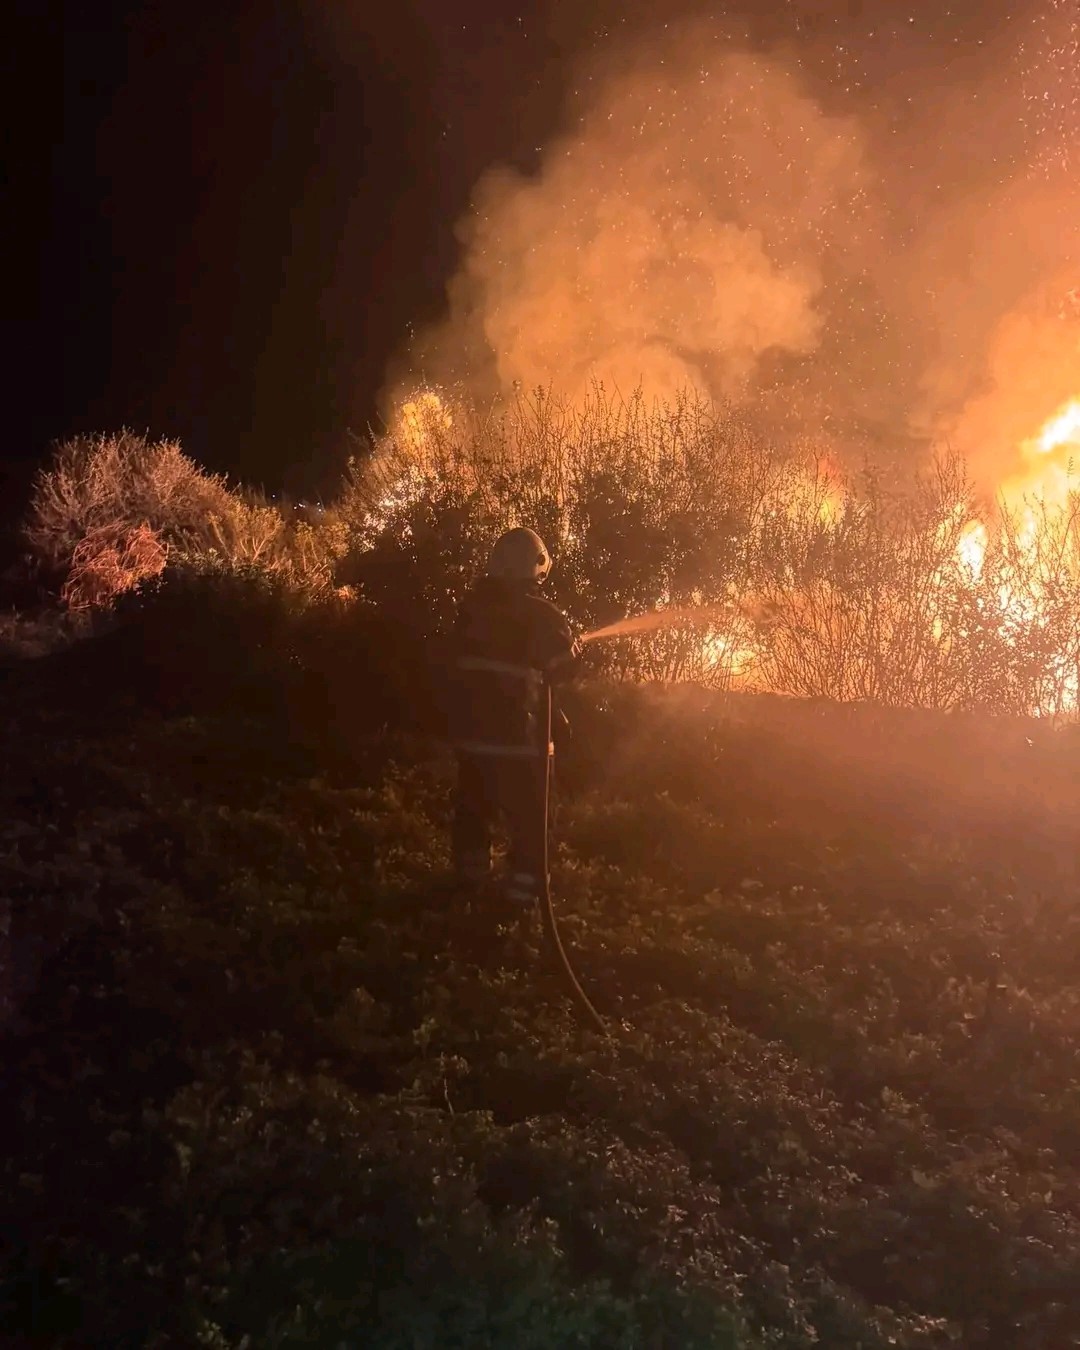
[400,31,870,410]
[388,2,1080,484]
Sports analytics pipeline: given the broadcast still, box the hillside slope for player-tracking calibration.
[3,653,1079,1348]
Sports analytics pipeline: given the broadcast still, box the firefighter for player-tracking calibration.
[448,527,581,907]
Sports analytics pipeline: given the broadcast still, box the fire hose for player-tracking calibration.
[539,677,610,1038]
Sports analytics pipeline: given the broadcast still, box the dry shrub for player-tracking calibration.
[200,499,348,594]
[25,431,348,606]
[338,384,788,641]
[61,521,168,611]
[752,458,1080,716]
[27,406,1075,715]
[343,384,1080,716]
[26,431,232,574]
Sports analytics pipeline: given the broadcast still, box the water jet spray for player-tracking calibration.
[580,602,764,645]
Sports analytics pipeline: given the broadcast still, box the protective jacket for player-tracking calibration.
[448,576,579,757]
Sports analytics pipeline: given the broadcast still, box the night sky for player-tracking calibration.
[12,0,596,501]
[10,0,1050,509]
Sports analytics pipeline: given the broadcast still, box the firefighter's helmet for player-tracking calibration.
[487,527,551,582]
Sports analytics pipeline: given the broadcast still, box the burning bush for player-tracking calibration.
[345,383,1079,717]
[24,395,1076,718]
[339,386,786,653]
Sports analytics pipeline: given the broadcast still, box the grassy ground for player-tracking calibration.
[2,640,1078,1348]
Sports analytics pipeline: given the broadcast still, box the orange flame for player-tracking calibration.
[944,394,1079,712]
[956,519,988,579]
[397,390,452,457]
[1002,394,1080,513]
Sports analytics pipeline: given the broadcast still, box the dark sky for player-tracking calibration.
[11,0,1032,505]
[10,0,593,500]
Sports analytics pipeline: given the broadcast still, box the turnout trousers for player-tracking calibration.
[452,751,548,904]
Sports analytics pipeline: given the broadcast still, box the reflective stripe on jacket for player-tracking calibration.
[448,577,578,755]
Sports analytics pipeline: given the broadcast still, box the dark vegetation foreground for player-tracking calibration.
[2,607,1079,1348]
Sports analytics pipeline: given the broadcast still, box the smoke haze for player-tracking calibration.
[384,1,1079,488]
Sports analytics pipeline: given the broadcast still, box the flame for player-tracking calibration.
[1002,395,1080,513]
[363,390,454,529]
[951,394,1079,579]
[814,456,846,525]
[377,382,1076,713]
[702,629,760,680]
[397,390,452,457]
[956,519,988,579]
[699,613,763,685]
[942,394,1080,713]
[1036,399,1080,453]
[774,456,845,528]
[817,488,843,527]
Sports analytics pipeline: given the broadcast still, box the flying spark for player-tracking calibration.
[1019,0,1080,176]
